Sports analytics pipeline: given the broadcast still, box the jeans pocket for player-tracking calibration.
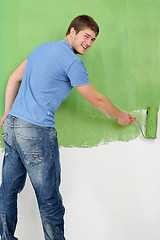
[17,133,43,166]
[49,127,57,139]
[2,132,9,155]
[24,153,43,166]
[2,132,8,142]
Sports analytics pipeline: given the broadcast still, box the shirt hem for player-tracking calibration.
[71,81,90,87]
[8,112,55,127]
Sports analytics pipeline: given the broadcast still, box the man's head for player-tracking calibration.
[65,15,99,55]
[66,15,99,37]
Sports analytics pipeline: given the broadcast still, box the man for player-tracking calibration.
[0,15,132,240]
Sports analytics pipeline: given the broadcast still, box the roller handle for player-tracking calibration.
[130,117,145,138]
[130,117,137,122]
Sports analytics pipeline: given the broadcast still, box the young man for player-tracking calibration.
[0,15,132,240]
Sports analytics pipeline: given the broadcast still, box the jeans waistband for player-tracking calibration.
[4,114,55,129]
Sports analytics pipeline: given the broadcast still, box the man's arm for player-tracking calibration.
[76,83,132,125]
[0,59,27,127]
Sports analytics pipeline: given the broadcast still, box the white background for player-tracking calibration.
[0,111,160,240]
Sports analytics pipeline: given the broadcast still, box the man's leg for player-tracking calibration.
[15,124,65,240]
[0,120,27,240]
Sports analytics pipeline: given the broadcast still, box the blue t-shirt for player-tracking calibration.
[10,39,90,127]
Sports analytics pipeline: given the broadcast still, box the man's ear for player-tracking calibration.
[70,27,76,38]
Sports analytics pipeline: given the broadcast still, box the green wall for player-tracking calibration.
[0,0,160,147]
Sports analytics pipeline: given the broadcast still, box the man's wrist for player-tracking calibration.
[116,110,124,120]
[4,111,10,117]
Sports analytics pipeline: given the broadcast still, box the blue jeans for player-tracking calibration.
[0,115,65,240]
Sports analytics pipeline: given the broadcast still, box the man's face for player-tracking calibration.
[70,28,96,55]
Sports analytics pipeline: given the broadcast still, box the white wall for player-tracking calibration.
[0,111,160,240]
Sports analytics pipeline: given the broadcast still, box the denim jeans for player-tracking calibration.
[0,114,65,240]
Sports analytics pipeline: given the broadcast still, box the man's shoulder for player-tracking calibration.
[57,40,81,66]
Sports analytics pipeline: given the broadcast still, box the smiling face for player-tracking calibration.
[69,28,96,55]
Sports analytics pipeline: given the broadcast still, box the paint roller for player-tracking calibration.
[131,106,159,139]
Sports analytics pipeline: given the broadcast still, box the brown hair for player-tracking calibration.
[66,15,99,36]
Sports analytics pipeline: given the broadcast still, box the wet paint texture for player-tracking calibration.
[146,106,159,139]
[0,0,160,147]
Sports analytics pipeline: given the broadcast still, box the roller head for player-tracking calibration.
[146,106,159,139]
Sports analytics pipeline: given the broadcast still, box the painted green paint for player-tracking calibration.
[0,0,159,147]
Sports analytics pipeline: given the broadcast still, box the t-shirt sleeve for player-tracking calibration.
[67,59,90,86]
[27,55,30,60]
[26,46,40,61]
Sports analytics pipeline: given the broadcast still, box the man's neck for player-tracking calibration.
[64,35,72,49]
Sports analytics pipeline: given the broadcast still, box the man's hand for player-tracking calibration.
[116,112,132,126]
[0,113,8,127]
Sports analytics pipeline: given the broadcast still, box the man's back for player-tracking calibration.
[10,39,90,126]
